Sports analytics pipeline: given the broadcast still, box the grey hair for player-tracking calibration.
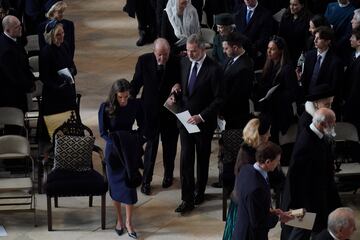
[187,33,206,49]
[153,38,170,51]
[354,9,360,23]
[312,110,326,125]
[328,207,354,234]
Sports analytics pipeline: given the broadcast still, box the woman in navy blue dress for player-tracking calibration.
[98,79,143,239]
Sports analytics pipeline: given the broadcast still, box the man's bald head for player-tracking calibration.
[2,15,22,38]
[153,38,170,65]
[328,207,356,240]
[313,108,336,136]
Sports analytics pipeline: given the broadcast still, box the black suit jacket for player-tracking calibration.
[313,229,335,240]
[301,49,343,98]
[179,55,223,132]
[282,126,341,232]
[221,53,254,129]
[131,52,180,139]
[234,164,278,240]
[0,33,35,112]
[234,4,273,59]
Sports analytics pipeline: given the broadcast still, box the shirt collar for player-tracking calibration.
[355,50,360,59]
[310,122,324,139]
[339,2,350,7]
[233,50,246,63]
[191,53,206,69]
[317,48,328,59]
[253,162,268,181]
[4,32,17,42]
[247,2,258,11]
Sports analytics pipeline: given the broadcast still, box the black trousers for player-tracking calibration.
[179,128,213,203]
[135,0,156,35]
[142,123,179,184]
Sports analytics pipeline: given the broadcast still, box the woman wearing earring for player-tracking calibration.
[98,79,143,239]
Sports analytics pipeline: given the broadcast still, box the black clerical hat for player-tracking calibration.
[306,84,334,101]
[214,13,234,26]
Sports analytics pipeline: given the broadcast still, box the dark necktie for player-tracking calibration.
[310,54,322,90]
[188,62,198,95]
[225,58,234,72]
[246,9,253,24]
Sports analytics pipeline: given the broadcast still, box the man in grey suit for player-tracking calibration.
[169,34,223,214]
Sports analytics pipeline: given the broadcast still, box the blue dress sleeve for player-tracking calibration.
[98,102,111,142]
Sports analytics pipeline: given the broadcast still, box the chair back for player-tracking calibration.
[335,122,359,142]
[200,28,215,46]
[0,135,30,159]
[0,107,25,127]
[279,123,298,146]
[53,111,92,139]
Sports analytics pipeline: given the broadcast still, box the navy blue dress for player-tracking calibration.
[98,99,143,204]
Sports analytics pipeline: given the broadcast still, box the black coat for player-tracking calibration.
[233,164,279,240]
[282,126,341,233]
[234,3,274,67]
[130,52,180,139]
[39,43,77,115]
[312,229,335,240]
[300,49,343,99]
[0,33,35,112]
[178,55,223,132]
[221,53,254,130]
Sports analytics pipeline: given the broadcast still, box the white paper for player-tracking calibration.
[0,225,8,236]
[259,84,280,102]
[175,110,200,134]
[57,68,74,84]
[285,212,316,230]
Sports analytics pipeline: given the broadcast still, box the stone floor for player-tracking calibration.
[1,0,360,239]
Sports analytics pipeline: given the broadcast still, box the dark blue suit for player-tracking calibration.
[233,164,278,240]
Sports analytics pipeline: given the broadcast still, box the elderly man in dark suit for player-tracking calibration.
[313,207,356,240]
[234,0,274,69]
[281,108,342,240]
[299,26,343,102]
[169,33,223,214]
[233,142,293,240]
[130,38,180,195]
[0,15,35,112]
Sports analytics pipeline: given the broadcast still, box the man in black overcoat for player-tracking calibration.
[0,15,35,112]
[131,38,180,195]
[169,33,223,214]
[281,108,341,240]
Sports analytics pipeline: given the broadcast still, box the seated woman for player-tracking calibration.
[39,20,77,137]
[161,0,200,55]
[98,79,144,239]
[38,0,75,59]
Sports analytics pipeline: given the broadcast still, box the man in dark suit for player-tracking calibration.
[0,15,35,112]
[169,33,223,214]
[343,27,360,133]
[233,142,293,239]
[130,38,180,195]
[313,207,356,240]
[281,108,342,240]
[233,0,274,69]
[299,26,343,102]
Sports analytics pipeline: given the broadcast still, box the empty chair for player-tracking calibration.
[25,35,40,57]
[200,27,216,47]
[0,135,36,226]
[0,107,27,136]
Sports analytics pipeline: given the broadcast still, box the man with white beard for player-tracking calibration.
[281,108,341,240]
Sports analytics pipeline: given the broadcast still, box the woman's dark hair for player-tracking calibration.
[262,35,291,79]
[310,14,330,29]
[255,141,282,164]
[106,79,131,116]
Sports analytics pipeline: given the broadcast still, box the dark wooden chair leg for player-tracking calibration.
[101,194,106,229]
[47,196,53,231]
[89,195,93,207]
[223,187,227,221]
[54,196,58,207]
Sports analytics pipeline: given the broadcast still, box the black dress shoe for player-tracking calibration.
[211,182,223,188]
[194,193,205,205]
[115,227,124,236]
[128,231,137,239]
[174,201,194,214]
[162,177,173,188]
[141,183,151,195]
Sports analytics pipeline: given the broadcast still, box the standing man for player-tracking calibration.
[170,34,223,214]
[0,15,35,112]
[131,38,180,195]
[281,108,342,240]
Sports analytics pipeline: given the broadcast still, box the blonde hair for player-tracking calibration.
[46,1,67,18]
[242,118,261,148]
[43,23,63,45]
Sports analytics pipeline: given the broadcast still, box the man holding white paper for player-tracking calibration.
[169,34,223,214]
[281,108,341,240]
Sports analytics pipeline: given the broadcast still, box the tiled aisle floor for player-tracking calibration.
[0,0,359,239]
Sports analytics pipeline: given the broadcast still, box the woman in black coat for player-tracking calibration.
[258,36,298,143]
[278,0,312,65]
[39,20,77,117]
